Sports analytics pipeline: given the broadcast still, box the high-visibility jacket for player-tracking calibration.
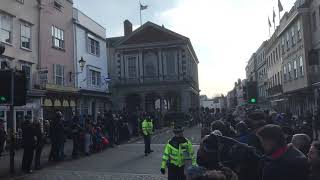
[142,119,153,136]
[161,137,196,169]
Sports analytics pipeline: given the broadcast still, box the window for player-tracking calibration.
[286,32,290,50]
[22,65,31,90]
[53,64,64,85]
[127,56,137,78]
[21,24,31,49]
[51,26,64,49]
[291,28,295,46]
[0,14,12,43]
[89,70,101,87]
[283,66,287,81]
[16,0,24,4]
[299,56,304,76]
[54,0,63,11]
[87,35,100,56]
[312,12,317,31]
[166,51,176,76]
[288,63,292,80]
[293,60,298,79]
[282,37,285,54]
[297,21,302,40]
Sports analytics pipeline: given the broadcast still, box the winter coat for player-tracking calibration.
[261,145,309,180]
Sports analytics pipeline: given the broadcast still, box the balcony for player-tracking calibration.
[267,85,283,96]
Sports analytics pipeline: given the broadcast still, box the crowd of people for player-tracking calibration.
[0,109,166,174]
[184,106,320,180]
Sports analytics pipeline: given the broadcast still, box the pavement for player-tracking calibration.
[1,126,201,180]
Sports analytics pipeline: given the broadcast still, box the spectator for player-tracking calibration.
[256,124,309,180]
[235,121,250,144]
[71,115,81,158]
[21,118,36,173]
[308,141,320,180]
[33,118,44,170]
[312,109,319,140]
[291,133,311,156]
[0,119,6,156]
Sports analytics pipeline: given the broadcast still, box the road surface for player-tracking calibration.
[20,126,201,180]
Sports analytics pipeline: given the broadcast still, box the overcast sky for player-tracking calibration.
[74,0,296,97]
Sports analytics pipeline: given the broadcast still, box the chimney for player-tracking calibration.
[124,20,132,36]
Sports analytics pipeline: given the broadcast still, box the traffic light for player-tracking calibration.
[0,70,26,106]
[247,81,258,104]
[14,70,26,106]
[0,70,12,104]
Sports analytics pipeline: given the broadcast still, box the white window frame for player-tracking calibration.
[20,23,32,50]
[291,28,295,46]
[293,60,298,79]
[299,56,304,76]
[0,13,13,44]
[89,69,101,87]
[286,32,290,50]
[87,34,100,56]
[288,63,292,80]
[283,66,287,81]
[125,55,138,79]
[297,21,302,40]
[51,26,64,49]
[53,64,64,85]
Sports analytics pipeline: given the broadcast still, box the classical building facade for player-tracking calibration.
[255,41,268,107]
[107,21,200,113]
[0,0,45,131]
[279,0,314,115]
[38,0,77,121]
[73,8,110,121]
[309,0,320,109]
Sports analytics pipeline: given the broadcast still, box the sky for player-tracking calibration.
[74,0,296,97]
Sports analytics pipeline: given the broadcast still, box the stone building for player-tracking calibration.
[256,41,268,107]
[309,0,320,109]
[107,21,200,113]
[0,0,45,131]
[73,8,110,121]
[266,26,284,112]
[279,0,314,115]
[38,0,77,121]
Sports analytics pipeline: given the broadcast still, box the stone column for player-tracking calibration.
[139,49,144,83]
[140,93,146,112]
[180,90,191,113]
[158,48,163,81]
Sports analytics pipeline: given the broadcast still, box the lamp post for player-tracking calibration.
[78,56,86,72]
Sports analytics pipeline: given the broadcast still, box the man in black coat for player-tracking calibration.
[33,119,44,170]
[257,124,309,180]
[21,118,36,173]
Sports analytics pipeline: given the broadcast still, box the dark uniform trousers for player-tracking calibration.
[22,147,34,171]
[143,135,151,154]
[168,164,186,180]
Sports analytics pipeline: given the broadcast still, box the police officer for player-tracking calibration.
[142,116,153,156]
[160,126,196,180]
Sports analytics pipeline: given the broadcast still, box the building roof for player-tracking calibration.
[107,21,198,63]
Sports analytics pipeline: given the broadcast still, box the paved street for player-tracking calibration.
[13,126,201,180]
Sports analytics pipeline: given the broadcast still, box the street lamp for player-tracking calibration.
[79,56,86,72]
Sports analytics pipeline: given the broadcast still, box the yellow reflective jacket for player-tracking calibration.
[142,119,153,136]
[161,137,196,169]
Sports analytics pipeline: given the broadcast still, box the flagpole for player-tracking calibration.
[139,0,142,26]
